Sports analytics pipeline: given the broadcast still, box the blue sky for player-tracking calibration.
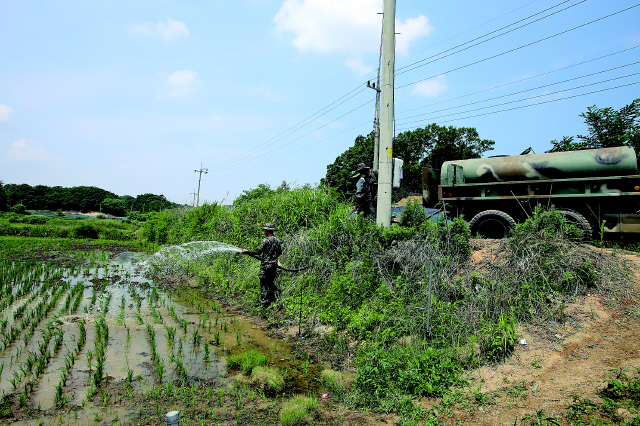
[1,0,638,206]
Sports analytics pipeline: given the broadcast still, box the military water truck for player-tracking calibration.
[422,146,640,239]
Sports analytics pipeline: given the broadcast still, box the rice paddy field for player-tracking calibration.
[0,237,326,426]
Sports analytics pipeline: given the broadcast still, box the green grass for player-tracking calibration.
[280,395,318,426]
[226,349,268,375]
[251,366,285,393]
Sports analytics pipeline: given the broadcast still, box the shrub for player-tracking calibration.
[226,349,268,375]
[353,345,465,406]
[251,366,285,393]
[20,215,48,225]
[10,204,28,215]
[73,223,99,239]
[400,198,427,229]
[480,312,516,361]
[280,395,318,426]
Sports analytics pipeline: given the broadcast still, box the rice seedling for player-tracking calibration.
[116,295,126,324]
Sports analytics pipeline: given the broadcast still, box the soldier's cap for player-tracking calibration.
[262,223,276,231]
[355,163,371,173]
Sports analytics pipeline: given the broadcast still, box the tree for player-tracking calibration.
[548,98,640,158]
[101,198,126,216]
[322,125,495,199]
[321,132,375,200]
[0,181,9,212]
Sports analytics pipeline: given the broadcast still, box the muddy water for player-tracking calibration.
[2,249,326,426]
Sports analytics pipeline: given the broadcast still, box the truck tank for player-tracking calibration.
[440,146,637,185]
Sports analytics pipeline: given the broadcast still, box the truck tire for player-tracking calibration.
[469,210,516,239]
[556,209,592,241]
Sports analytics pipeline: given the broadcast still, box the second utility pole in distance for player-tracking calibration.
[194,164,208,207]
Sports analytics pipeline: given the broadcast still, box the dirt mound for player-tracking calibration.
[421,242,640,425]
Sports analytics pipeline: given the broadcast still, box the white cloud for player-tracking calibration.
[158,70,200,98]
[275,0,433,75]
[130,17,189,42]
[4,139,56,162]
[412,74,448,97]
[396,15,434,55]
[0,105,14,121]
[345,57,373,77]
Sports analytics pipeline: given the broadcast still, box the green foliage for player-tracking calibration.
[72,223,99,239]
[353,345,464,406]
[1,183,178,213]
[480,312,516,361]
[393,124,495,192]
[511,205,584,250]
[400,198,428,229]
[251,366,285,393]
[0,181,9,212]
[322,125,495,199]
[10,204,28,215]
[101,198,125,216]
[321,133,375,200]
[226,349,268,375]
[280,395,318,426]
[320,369,353,399]
[549,98,640,161]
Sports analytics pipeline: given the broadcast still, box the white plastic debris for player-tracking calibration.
[520,339,527,345]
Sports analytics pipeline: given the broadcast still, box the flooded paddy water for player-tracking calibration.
[0,243,326,425]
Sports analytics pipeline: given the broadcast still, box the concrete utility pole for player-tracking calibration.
[191,192,197,207]
[376,0,396,227]
[194,164,208,207]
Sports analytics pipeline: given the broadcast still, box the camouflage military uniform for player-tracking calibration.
[257,235,282,306]
[355,170,377,219]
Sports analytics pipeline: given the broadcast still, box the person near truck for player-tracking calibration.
[352,163,376,219]
[241,223,282,308]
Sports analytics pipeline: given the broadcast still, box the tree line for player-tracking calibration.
[0,183,178,216]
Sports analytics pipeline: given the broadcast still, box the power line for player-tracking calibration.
[397,45,640,115]
[396,0,584,75]
[209,85,366,172]
[203,98,375,180]
[207,87,370,174]
[397,73,640,126]
[397,62,640,122]
[395,0,542,64]
[204,119,373,181]
[396,3,640,90]
[395,81,640,132]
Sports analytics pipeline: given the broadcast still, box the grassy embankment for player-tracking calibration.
[138,184,640,424]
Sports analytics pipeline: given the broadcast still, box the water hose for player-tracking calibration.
[243,252,312,272]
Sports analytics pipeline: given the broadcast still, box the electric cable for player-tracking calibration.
[395,81,640,132]
[207,87,370,173]
[396,0,584,75]
[206,119,373,180]
[397,73,640,126]
[396,3,640,90]
[397,45,640,115]
[203,98,375,180]
[397,62,640,122]
[208,85,368,172]
[395,0,541,64]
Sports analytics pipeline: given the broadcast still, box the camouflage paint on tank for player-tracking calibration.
[440,146,637,186]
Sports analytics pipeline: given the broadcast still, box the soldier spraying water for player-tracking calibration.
[241,223,282,308]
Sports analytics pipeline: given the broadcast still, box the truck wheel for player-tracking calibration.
[556,209,592,241]
[469,210,516,239]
